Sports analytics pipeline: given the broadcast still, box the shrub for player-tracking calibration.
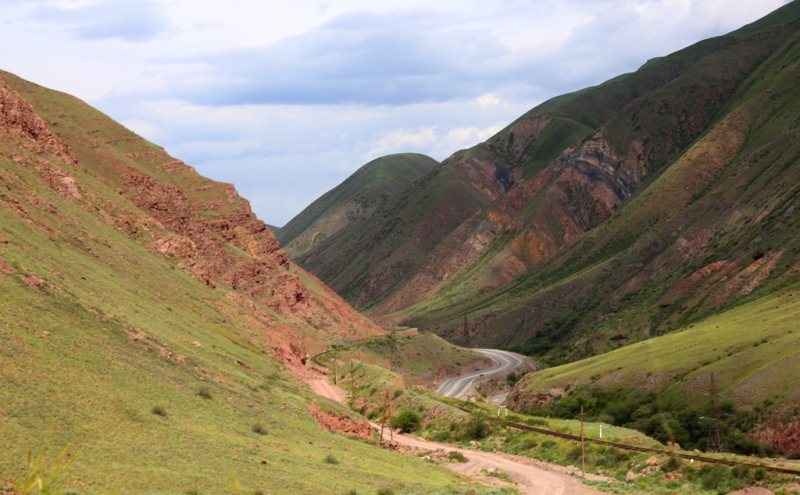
[197,387,212,400]
[391,409,421,433]
[506,372,519,386]
[376,488,394,495]
[447,451,467,462]
[458,413,493,441]
[252,423,267,435]
[151,405,167,417]
[663,456,681,472]
[324,454,339,465]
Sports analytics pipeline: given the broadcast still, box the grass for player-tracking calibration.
[520,288,800,409]
[338,360,794,494]
[321,331,487,388]
[512,286,800,454]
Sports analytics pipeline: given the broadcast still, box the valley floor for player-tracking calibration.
[309,377,603,495]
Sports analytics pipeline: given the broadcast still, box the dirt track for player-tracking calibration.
[307,378,603,495]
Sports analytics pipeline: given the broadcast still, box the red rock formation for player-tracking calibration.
[752,417,800,454]
[0,75,77,164]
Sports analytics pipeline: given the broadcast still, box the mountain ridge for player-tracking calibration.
[283,1,800,364]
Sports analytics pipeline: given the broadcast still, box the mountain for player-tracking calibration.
[0,71,478,493]
[285,1,800,364]
[278,152,438,259]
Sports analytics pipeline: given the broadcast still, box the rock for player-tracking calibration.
[663,471,683,482]
[626,470,639,481]
[645,456,661,466]
[0,78,78,164]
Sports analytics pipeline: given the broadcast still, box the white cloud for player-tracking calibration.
[366,127,439,158]
[477,93,500,107]
[0,0,790,225]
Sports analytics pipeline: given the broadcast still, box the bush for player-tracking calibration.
[663,456,681,472]
[324,454,339,465]
[447,451,467,462]
[376,488,394,495]
[252,423,267,435]
[151,405,167,417]
[197,387,212,400]
[391,409,421,433]
[458,413,493,441]
[506,372,519,386]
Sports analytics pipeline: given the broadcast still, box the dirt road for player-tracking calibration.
[307,377,603,495]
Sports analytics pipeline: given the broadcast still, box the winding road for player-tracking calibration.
[436,348,528,399]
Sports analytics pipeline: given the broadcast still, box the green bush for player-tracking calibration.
[324,454,339,465]
[151,405,167,417]
[391,409,421,433]
[446,451,467,462]
[457,413,493,441]
[251,423,267,435]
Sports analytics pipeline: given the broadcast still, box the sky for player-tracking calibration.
[0,0,789,226]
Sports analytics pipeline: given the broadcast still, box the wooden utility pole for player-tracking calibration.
[706,372,723,452]
[332,357,337,385]
[580,405,586,478]
[380,389,392,443]
[349,359,355,398]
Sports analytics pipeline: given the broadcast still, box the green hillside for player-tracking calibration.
[508,288,800,453]
[0,71,491,494]
[278,153,438,258]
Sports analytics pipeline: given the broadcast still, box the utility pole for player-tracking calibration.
[706,372,723,452]
[349,359,355,398]
[580,405,586,479]
[332,356,337,385]
[380,389,392,443]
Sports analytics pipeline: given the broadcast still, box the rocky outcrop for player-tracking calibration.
[752,417,800,454]
[0,75,76,164]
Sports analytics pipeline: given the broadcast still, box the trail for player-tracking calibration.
[307,377,603,495]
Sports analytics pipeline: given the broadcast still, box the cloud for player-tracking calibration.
[33,0,169,41]
[477,93,500,107]
[0,0,790,226]
[366,127,438,157]
[164,9,518,106]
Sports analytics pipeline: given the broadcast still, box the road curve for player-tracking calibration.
[436,349,527,399]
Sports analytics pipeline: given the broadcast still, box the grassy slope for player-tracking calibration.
[298,162,494,307]
[325,331,488,388]
[278,153,438,248]
[0,75,488,494]
[516,287,800,411]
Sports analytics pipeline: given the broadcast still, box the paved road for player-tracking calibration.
[436,348,527,399]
